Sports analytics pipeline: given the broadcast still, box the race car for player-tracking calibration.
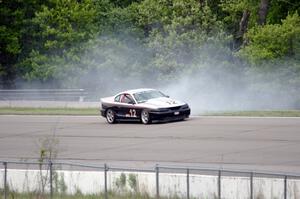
[100,88,191,124]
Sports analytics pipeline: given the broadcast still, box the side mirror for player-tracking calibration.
[128,101,135,105]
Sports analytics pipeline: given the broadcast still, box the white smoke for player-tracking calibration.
[75,36,300,114]
[12,34,299,114]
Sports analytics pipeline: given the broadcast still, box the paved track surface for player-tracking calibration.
[0,115,300,173]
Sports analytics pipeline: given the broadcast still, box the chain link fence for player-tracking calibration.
[1,160,300,199]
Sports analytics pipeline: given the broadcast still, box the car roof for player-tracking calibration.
[116,88,156,96]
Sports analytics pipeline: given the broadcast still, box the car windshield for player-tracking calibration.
[133,90,167,103]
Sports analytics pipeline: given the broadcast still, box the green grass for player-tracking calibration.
[0,107,99,115]
[202,110,300,117]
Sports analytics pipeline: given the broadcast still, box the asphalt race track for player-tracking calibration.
[0,115,300,173]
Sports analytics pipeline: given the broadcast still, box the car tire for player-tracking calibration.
[141,109,151,124]
[106,109,116,124]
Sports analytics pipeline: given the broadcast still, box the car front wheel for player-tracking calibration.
[141,109,151,124]
[106,109,116,124]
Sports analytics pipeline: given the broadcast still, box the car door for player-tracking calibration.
[112,94,123,117]
[119,94,138,119]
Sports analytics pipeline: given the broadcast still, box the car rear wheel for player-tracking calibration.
[106,109,116,124]
[141,109,151,124]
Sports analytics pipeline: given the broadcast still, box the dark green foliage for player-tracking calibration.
[239,12,300,63]
[0,0,299,106]
[0,0,46,87]
[20,0,98,85]
[267,0,300,24]
[135,0,227,80]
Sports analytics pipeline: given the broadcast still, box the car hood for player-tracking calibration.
[140,97,186,108]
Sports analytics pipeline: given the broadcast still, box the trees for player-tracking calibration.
[0,0,299,94]
[239,12,300,63]
[258,0,269,25]
[0,0,45,88]
[136,0,225,79]
[19,0,98,86]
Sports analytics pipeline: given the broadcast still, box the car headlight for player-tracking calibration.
[181,104,189,109]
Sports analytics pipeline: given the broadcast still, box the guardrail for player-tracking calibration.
[0,89,87,101]
[1,160,300,199]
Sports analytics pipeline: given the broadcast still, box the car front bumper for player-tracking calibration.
[100,109,106,117]
[149,108,191,121]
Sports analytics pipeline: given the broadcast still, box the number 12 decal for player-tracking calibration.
[129,109,137,117]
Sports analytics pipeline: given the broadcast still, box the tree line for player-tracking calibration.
[0,0,299,90]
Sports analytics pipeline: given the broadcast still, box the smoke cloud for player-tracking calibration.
[73,36,300,114]
[12,35,300,114]
[161,69,300,114]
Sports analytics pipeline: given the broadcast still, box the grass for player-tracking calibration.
[202,110,300,117]
[0,107,300,117]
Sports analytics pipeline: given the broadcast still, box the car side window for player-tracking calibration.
[114,95,121,102]
[120,94,135,104]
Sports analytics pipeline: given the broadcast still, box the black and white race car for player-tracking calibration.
[100,88,191,124]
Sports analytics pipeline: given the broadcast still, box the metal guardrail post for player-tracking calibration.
[284,175,287,199]
[104,164,108,199]
[218,170,221,199]
[250,172,253,199]
[156,165,159,199]
[3,162,7,199]
[49,161,53,199]
[187,168,190,199]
